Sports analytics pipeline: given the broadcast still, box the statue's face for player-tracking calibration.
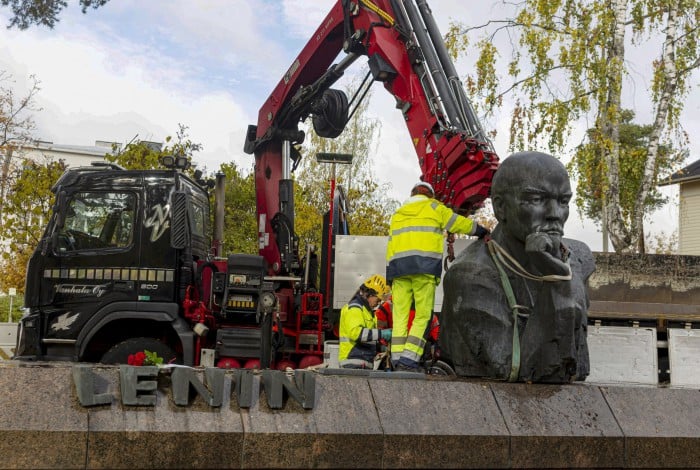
[500,168,572,246]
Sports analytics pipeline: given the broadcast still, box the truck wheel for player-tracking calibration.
[426,360,456,376]
[101,337,178,365]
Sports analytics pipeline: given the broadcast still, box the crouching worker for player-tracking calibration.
[339,274,392,369]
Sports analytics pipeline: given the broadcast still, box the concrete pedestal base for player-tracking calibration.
[1,362,698,469]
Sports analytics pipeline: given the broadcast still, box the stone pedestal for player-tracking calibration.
[1,363,699,468]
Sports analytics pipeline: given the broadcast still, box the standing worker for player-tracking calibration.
[386,181,489,371]
[338,274,392,369]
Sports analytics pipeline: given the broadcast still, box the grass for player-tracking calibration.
[0,295,23,323]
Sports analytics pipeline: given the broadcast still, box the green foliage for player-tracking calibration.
[447,0,698,252]
[218,161,258,255]
[0,294,23,323]
[143,350,164,366]
[107,123,202,174]
[0,157,66,294]
[1,0,109,29]
[568,109,685,224]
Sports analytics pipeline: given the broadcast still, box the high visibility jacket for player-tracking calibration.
[386,194,477,281]
[338,294,381,368]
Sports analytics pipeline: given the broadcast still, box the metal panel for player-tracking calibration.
[0,322,17,360]
[333,235,472,310]
[587,325,658,385]
[668,328,700,388]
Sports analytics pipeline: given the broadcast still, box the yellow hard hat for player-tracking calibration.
[363,274,390,298]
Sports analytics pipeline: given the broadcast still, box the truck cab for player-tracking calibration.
[16,162,209,364]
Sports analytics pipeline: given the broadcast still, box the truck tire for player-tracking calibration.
[101,337,178,365]
[426,360,456,376]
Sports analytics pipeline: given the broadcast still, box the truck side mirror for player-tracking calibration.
[170,191,190,250]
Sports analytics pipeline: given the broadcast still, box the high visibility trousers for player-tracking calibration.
[390,273,437,367]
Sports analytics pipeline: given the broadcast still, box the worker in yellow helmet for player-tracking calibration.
[338,274,392,369]
[386,181,489,371]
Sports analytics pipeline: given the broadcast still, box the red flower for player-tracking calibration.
[128,351,146,366]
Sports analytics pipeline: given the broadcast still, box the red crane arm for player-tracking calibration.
[244,0,499,275]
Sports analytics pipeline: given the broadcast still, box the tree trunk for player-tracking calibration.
[0,146,14,222]
[603,0,632,253]
[633,1,679,253]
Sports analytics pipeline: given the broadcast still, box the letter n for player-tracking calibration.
[171,367,224,407]
[261,370,315,410]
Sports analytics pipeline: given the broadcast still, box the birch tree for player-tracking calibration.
[0,71,40,222]
[447,0,699,253]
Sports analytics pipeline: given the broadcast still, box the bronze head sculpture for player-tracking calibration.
[439,151,595,383]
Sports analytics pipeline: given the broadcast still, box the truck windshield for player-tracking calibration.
[57,192,135,252]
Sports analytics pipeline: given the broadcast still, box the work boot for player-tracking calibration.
[394,362,422,373]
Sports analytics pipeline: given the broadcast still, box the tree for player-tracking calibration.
[295,81,398,256]
[219,161,257,255]
[569,109,685,243]
[0,157,67,293]
[0,71,40,221]
[1,0,109,29]
[447,0,699,253]
[107,123,202,172]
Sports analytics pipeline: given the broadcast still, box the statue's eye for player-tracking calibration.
[525,195,544,204]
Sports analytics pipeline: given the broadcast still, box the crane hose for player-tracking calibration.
[312,89,349,138]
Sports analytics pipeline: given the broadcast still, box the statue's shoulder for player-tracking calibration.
[563,238,595,278]
[452,239,492,267]
[446,240,498,284]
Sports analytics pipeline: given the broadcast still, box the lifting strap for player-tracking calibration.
[487,239,523,382]
[486,238,572,381]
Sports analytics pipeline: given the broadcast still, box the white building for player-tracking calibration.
[15,140,117,167]
[660,158,700,255]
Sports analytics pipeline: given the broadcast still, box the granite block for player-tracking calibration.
[601,385,700,468]
[491,382,624,468]
[0,363,88,469]
[241,374,383,468]
[86,367,244,469]
[372,377,509,469]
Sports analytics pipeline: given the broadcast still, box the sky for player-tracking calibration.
[0,0,697,252]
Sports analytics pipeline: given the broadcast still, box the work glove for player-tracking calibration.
[380,329,392,341]
[474,224,490,239]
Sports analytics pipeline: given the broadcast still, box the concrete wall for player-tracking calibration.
[588,253,700,323]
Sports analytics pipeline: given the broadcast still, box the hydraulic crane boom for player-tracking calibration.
[244,0,499,277]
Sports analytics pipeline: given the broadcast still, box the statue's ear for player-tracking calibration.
[492,195,505,222]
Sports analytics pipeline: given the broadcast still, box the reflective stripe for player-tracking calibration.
[400,348,422,363]
[391,225,443,236]
[339,337,352,343]
[360,328,379,342]
[391,337,407,345]
[444,213,460,232]
[406,335,427,349]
